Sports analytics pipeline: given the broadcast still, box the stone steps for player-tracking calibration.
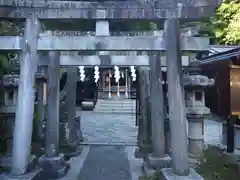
[94,99,136,114]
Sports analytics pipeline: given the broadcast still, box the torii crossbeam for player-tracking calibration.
[0,0,222,19]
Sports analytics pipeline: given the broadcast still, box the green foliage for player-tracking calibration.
[0,21,23,66]
[0,20,20,103]
[224,8,240,44]
[196,147,239,180]
[0,20,23,103]
[130,21,157,31]
[139,173,161,180]
[200,0,240,45]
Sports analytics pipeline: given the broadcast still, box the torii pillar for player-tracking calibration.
[161,15,203,180]
[135,67,152,158]
[59,66,82,158]
[39,52,69,178]
[162,18,203,180]
[160,0,221,179]
[145,53,171,171]
[10,15,40,177]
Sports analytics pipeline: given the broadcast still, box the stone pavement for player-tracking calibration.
[2,110,236,179]
[61,110,141,180]
[78,146,131,180]
[60,112,239,180]
[78,111,137,145]
[59,145,143,180]
[78,110,226,146]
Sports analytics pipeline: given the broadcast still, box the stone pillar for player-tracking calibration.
[161,19,204,180]
[125,69,128,99]
[145,68,152,155]
[135,67,152,158]
[135,68,140,127]
[163,72,171,154]
[11,15,40,176]
[95,9,110,99]
[184,62,214,167]
[163,19,189,176]
[37,81,44,139]
[117,81,120,98]
[61,67,82,157]
[128,72,131,97]
[145,54,171,170]
[66,67,78,140]
[108,70,112,99]
[68,67,83,143]
[135,68,145,157]
[39,52,69,178]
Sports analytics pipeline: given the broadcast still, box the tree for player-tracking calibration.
[224,7,240,44]
[200,0,240,45]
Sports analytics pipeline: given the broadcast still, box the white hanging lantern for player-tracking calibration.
[94,66,100,83]
[114,66,120,83]
[79,66,85,82]
[121,71,124,78]
[130,66,136,81]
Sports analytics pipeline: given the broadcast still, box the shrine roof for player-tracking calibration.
[209,45,240,55]
[198,45,240,65]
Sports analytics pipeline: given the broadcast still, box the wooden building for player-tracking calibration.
[200,46,240,124]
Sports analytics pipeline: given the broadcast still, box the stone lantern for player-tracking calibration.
[0,74,19,168]
[183,61,214,166]
[0,72,46,169]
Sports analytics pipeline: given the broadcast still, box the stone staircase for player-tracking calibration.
[93,99,136,114]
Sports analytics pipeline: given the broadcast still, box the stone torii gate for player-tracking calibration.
[0,0,221,179]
